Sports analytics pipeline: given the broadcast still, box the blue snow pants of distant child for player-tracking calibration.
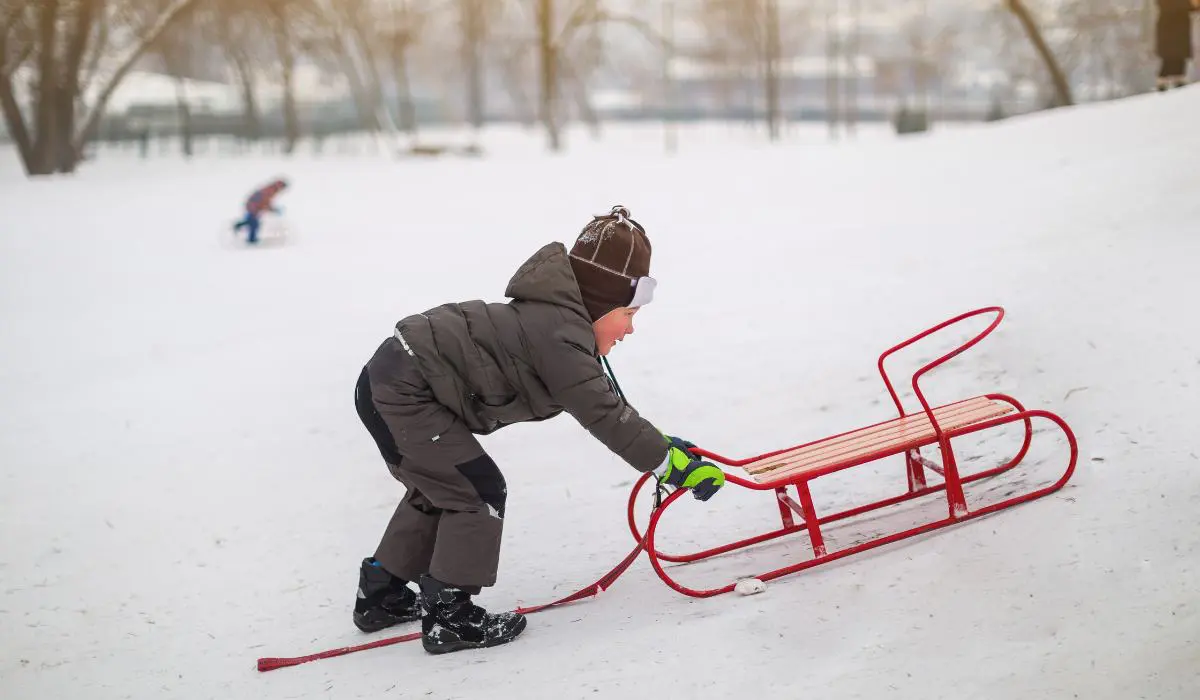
[233,212,261,244]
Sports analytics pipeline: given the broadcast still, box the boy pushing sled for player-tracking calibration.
[352,206,725,654]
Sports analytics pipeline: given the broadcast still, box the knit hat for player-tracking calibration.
[568,206,654,322]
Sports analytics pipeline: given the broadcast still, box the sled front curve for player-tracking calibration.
[628,307,1078,598]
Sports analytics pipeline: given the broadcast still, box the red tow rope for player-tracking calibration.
[257,535,651,671]
[259,361,662,672]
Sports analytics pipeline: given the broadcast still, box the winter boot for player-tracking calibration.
[418,575,527,654]
[353,558,422,633]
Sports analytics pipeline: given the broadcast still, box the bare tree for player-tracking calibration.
[1058,0,1152,98]
[693,0,805,141]
[153,6,200,157]
[461,0,487,132]
[0,0,35,167]
[535,0,560,149]
[379,0,431,137]
[1,1,33,78]
[526,0,665,150]
[0,0,200,176]
[306,0,381,133]
[492,30,538,127]
[262,0,301,152]
[764,0,781,140]
[210,0,266,141]
[1006,0,1073,107]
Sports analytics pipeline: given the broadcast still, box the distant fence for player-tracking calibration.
[0,102,1016,149]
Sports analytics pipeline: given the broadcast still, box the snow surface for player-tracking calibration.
[2,94,1199,700]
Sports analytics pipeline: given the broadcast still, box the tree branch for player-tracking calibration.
[0,68,32,172]
[2,37,32,78]
[1005,0,1073,107]
[0,0,31,35]
[72,0,200,154]
[559,10,670,53]
[78,8,109,96]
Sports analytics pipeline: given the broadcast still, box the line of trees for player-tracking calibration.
[0,0,1162,178]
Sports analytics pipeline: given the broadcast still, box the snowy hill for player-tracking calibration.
[2,89,1199,700]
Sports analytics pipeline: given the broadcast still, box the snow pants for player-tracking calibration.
[354,344,507,591]
[234,211,261,243]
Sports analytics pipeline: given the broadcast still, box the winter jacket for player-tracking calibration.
[246,184,284,214]
[378,242,669,473]
[1156,0,1196,60]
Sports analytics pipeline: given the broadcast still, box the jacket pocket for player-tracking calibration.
[471,393,533,430]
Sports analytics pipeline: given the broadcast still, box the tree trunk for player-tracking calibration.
[335,32,379,132]
[218,3,259,142]
[78,10,109,96]
[351,23,388,134]
[1006,0,1073,107]
[392,40,418,135]
[30,0,60,175]
[54,78,79,171]
[0,71,34,174]
[60,0,100,171]
[280,59,298,154]
[574,80,599,139]
[499,49,536,127]
[174,75,192,157]
[462,0,486,130]
[763,0,781,141]
[825,2,840,139]
[343,55,377,131]
[558,55,600,139]
[846,0,860,135]
[269,10,299,154]
[537,0,560,151]
[230,53,261,141]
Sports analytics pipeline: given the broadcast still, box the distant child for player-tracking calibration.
[232,179,288,244]
[352,205,725,654]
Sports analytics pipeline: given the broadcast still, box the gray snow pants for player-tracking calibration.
[355,342,507,591]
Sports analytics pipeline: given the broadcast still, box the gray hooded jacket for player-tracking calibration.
[384,242,668,473]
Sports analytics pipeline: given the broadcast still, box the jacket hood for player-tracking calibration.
[504,242,590,321]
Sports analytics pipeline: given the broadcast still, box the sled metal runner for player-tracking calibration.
[629,306,1079,598]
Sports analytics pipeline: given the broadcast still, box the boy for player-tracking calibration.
[352,205,726,654]
[232,178,287,244]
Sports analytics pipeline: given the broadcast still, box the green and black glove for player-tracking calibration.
[654,435,725,502]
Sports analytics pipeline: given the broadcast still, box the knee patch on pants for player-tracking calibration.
[456,454,507,519]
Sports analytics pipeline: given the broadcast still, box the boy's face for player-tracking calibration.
[592,307,639,356]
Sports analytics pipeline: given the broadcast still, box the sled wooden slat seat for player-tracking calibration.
[744,396,1015,485]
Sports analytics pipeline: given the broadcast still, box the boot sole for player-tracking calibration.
[353,611,422,634]
[422,616,528,654]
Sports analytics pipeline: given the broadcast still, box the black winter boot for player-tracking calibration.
[418,575,527,654]
[353,558,422,633]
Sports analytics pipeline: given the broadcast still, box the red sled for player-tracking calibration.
[628,306,1079,598]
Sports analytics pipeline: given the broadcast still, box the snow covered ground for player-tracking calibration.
[2,94,1198,700]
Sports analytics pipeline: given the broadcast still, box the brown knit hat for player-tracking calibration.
[568,206,653,322]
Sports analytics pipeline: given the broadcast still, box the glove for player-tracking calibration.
[656,435,724,502]
[667,435,696,453]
